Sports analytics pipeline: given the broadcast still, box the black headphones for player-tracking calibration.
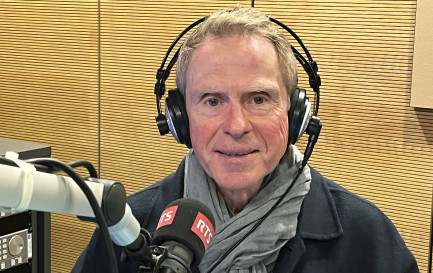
[154,15,322,168]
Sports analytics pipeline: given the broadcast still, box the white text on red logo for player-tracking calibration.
[191,212,214,250]
[156,205,178,230]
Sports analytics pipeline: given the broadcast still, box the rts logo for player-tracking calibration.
[156,205,178,230]
[191,212,215,250]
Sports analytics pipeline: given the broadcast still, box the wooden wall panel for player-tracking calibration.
[0,1,99,272]
[256,1,432,272]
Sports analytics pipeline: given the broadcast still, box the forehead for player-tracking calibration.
[192,34,277,64]
[185,34,284,93]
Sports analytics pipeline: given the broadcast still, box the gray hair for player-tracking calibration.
[176,7,298,97]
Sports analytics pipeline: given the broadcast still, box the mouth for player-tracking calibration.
[216,150,258,157]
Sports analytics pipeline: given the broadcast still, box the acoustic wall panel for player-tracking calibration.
[257,1,432,272]
[0,2,99,272]
[410,0,433,109]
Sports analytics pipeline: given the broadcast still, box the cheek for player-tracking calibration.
[266,115,289,169]
[265,112,289,146]
[189,117,214,149]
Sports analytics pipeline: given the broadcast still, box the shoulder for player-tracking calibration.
[309,167,402,237]
[304,167,419,272]
[127,159,186,231]
[313,168,396,233]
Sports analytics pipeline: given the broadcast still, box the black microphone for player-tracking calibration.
[150,198,215,273]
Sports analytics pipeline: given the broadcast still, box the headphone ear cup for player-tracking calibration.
[165,88,192,148]
[288,88,310,145]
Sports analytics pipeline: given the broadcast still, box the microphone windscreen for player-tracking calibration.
[152,198,215,265]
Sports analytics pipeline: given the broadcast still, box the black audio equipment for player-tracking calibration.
[0,138,51,273]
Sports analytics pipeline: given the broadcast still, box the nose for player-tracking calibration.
[223,102,252,138]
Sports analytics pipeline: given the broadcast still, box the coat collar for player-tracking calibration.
[297,166,343,240]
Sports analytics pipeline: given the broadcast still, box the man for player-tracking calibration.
[72,7,419,272]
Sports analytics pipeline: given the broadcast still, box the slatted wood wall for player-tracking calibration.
[0,1,431,272]
[0,1,101,270]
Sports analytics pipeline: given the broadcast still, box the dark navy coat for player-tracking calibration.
[72,160,419,273]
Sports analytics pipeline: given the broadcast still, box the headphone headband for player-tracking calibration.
[155,16,321,112]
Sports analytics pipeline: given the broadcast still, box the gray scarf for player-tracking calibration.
[184,145,311,273]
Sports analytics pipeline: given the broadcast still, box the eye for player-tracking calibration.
[205,98,219,106]
[253,96,265,104]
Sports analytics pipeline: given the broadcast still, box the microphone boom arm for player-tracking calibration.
[0,156,141,248]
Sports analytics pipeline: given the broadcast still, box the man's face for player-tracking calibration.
[185,35,289,194]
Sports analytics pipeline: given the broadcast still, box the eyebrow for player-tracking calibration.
[189,84,281,102]
[246,86,278,93]
[188,88,225,103]
[194,85,278,94]
[243,85,282,98]
[194,87,223,95]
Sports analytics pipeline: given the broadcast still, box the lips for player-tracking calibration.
[217,150,258,156]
